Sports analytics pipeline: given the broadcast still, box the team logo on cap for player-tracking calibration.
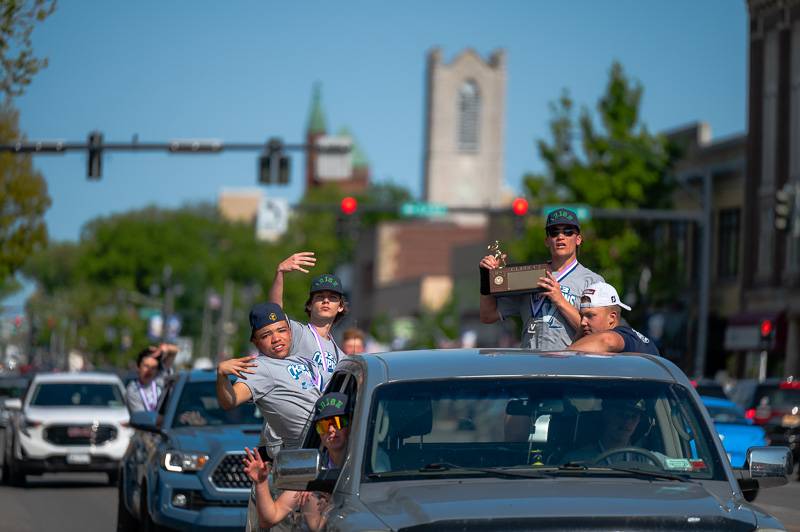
[269,312,277,321]
[317,397,344,411]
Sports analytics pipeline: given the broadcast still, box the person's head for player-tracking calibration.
[249,302,293,359]
[136,347,160,384]
[544,208,582,261]
[313,392,350,458]
[579,282,631,336]
[600,397,645,445]
[304,274,349,325]
[342,328,366,355]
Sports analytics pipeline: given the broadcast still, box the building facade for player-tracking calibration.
[744,0,800,377]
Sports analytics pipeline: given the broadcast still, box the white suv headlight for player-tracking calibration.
[162,450,209,472]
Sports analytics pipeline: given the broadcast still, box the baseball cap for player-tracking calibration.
[249,302,288,335]
[545,208,580,231]
[314,392,349,421]
[310,273,344,296]
[580,282,631,311]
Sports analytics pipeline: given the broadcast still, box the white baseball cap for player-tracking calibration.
[580,282,631,311]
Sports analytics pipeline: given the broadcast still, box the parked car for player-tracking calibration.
[729,378,783,424]
[1,372,131,486]
[0,375,29,429]
[274,349,792,531]
[691,378,729,399]
[701,395,767,467]
[117,369,263,531]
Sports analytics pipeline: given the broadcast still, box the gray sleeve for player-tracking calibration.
[496,294,523,321]
[237,359,274,403]
[126,381,145,412]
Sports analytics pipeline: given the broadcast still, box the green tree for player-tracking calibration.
[0,103,50,290]
[0,0,56,99]
[518,62,680,316]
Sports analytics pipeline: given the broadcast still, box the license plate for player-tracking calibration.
[781,414,800,428]
[66,454,91,465]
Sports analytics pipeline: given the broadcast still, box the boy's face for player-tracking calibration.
[544,224,582,260]
[251,320,293,359]
[309,290,344,321]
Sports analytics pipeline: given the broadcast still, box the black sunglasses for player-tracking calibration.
[547,227,578,237]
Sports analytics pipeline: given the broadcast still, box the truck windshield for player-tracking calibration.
[171,381,262,427]
[30,382,124,407]
[365,378,725,481]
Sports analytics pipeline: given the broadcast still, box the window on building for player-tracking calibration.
[717,208,740,280]
[458,80,480,153]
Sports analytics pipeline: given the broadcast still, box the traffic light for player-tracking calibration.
[340,196,358,216]
[775,184,794,231]
[87,131,103,179]
[258,138,290,185]
[512,197,528,236]
[759,319,774,350]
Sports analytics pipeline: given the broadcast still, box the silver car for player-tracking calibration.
[276,349,792,531]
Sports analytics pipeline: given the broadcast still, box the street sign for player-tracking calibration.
[256,197,290,242]
[400,202,448,218]
[542,204,591,222]
[315,136,353,180]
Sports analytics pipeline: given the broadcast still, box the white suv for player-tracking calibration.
[1,372,132,486]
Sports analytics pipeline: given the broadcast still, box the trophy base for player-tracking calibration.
[480,263,549,296]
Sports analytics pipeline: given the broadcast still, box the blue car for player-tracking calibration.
[701,395,767,467]
[117,370,262,531]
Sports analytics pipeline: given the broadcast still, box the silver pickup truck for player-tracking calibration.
[275,349,792,531]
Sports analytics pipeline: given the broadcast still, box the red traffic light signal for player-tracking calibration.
[512,197,528,216]
[340,196,358,216]
[760,319,773,338]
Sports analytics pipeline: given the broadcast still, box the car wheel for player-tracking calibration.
[139,482,165,532]
[116,475,138,532]
[5,442,25,487]
[107,469,119,486]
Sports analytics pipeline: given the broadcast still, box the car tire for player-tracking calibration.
[116,476,138,532]
[140,482,165,532]
[5,441,25,487]
[107,469,119,486]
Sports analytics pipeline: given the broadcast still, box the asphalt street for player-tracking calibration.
[0,472,798,532]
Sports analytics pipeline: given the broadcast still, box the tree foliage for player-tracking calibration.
[0,0,55,100]
[0,103,50,288]
[516,62,680,316]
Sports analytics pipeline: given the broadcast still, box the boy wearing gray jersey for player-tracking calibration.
[479,208,604,350]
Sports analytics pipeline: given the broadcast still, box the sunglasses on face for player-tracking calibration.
[547,227,578,238]
[315,415,349,435]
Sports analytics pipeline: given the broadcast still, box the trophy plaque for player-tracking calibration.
[480,241,549,296]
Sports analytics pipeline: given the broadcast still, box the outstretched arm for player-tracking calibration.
[216,356,257,410]
[269,251,317,307]
[243,447,303,527]
[568,331,625,353]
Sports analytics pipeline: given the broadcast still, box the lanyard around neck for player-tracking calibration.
[307,324,339,390]
[137,380,158,411]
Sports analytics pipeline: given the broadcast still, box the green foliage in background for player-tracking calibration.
[0,0,55,100]
[0,103,50,291]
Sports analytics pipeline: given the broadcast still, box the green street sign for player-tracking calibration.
[542,204,592,222]
[138,307,161,320]
[400,202,448,218]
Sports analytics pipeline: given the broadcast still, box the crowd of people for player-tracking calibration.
[124,208,662,530]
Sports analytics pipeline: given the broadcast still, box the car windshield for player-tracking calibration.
[705,404,748,424]
[171,381,262,427]
[30,382,124,407]
[0,379,28,398]
[365,378,725,481]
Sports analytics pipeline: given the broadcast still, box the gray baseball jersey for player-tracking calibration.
[497,262,604,350]
[236,354,320,454]
[125,368,173,412]
[288,319,340,392]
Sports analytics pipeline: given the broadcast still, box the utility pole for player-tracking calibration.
[160,264,174,342]
[216,280,234,362]
[693,171,712,379]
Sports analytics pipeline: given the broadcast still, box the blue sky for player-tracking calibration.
[16,0,747,243]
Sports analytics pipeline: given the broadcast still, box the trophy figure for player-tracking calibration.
[480,240,549,296]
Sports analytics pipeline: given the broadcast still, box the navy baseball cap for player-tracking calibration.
[249,302,287,334]
[545,208,580,231]
[314,392,349,421]
[310,273,344,296]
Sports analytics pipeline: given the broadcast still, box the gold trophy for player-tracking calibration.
[480,240,549,296]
